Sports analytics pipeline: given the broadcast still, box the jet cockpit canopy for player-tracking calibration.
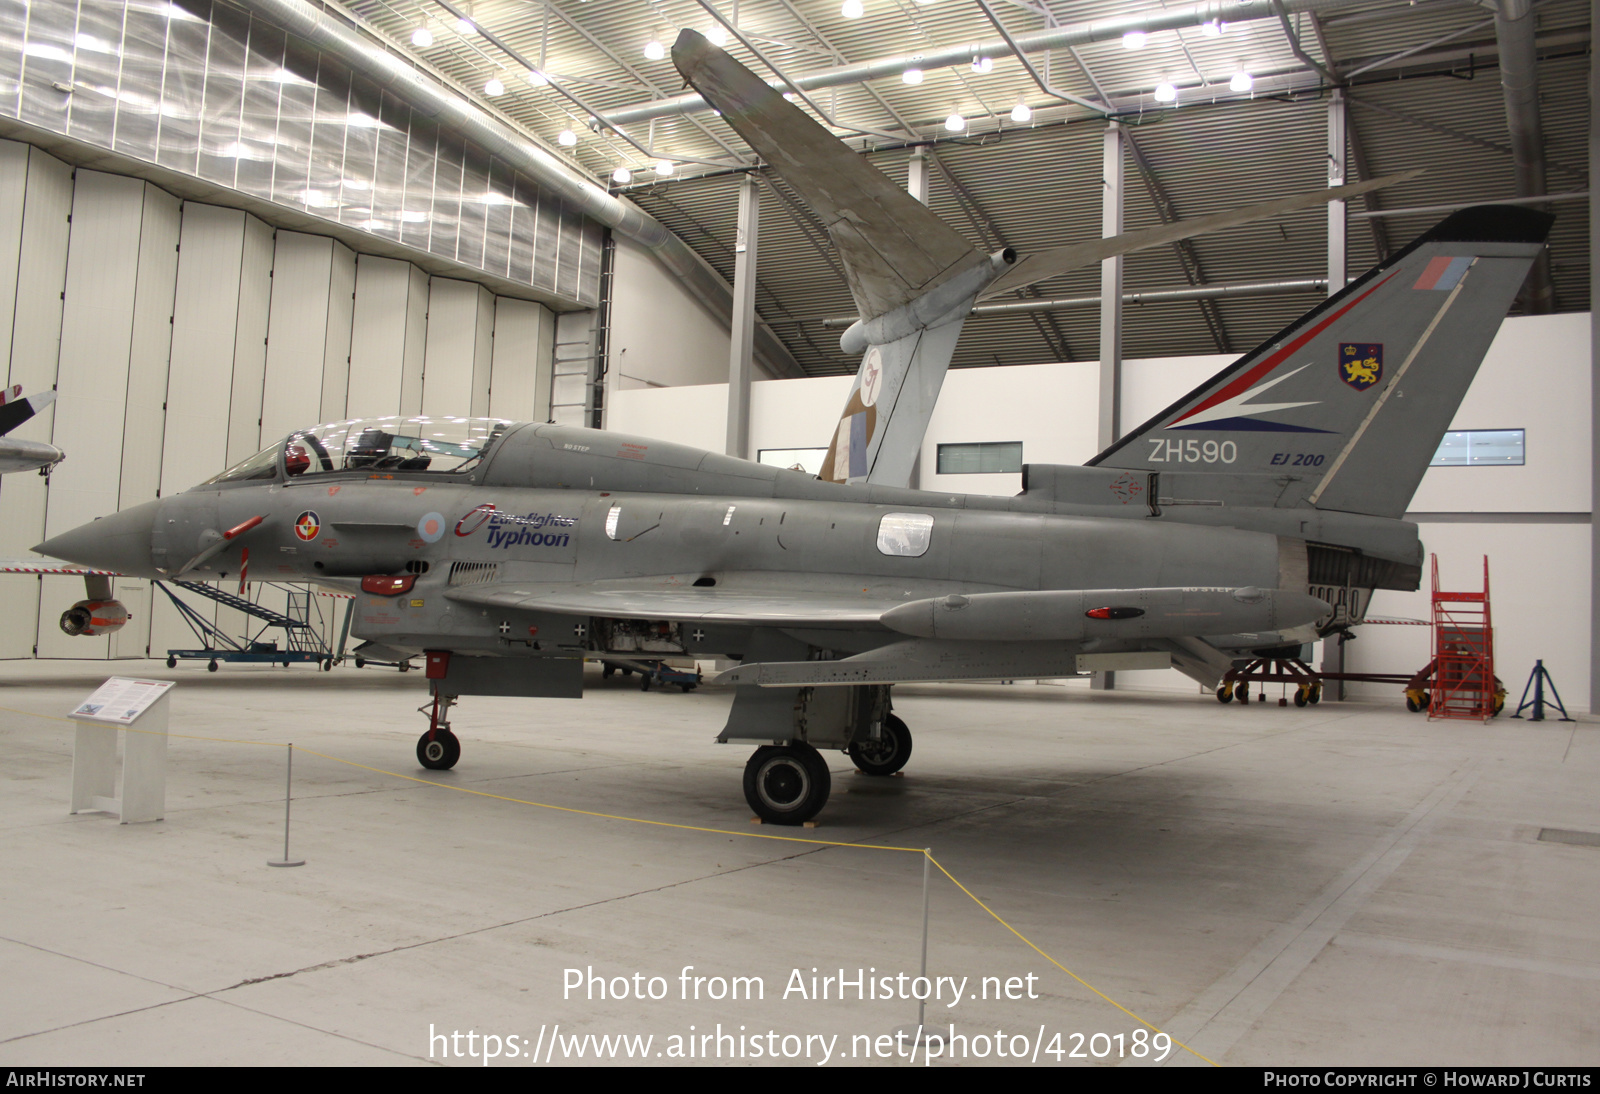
[205,416,514,485]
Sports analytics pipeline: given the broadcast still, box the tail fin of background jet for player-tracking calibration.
[674,28,1418,489]
[1088,206,1553,520]
[0,386,54,437]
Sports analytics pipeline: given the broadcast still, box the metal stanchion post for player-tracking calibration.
[268,742,305,867]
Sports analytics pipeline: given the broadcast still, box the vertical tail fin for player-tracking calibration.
[1088,206,1553,519]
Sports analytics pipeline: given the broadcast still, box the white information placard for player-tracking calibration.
[71,677,174,726]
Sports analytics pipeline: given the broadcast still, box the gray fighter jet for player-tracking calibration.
[33,191,1550,824]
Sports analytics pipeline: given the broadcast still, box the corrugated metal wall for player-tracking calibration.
[0,0,603,308]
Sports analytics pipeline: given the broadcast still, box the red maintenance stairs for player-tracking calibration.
[1423,555,1500,721]
[1217,554,1503,716]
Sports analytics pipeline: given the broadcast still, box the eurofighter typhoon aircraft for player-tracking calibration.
[32,34,1551,825]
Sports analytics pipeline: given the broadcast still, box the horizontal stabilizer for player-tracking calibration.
[980,171,1421,300]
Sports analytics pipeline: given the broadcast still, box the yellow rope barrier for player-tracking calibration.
[2,701,1216,1065]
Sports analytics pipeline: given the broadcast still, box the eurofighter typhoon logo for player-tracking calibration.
[454,503,577,549]
[1339,343,1383,391]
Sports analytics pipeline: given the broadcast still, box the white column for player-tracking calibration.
[1328,88,1348,292]
[1098,122,1124,452]
[907,150,930,205]
[726,174,759,459]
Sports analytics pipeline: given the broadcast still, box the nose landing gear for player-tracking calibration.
[416,692,461,770]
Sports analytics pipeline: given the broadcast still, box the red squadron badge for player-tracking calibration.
[294,511,321,542]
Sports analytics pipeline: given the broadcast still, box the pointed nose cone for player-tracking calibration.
[34,499,161,576]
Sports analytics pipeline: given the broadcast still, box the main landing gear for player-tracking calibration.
[416,692,460,770]
[739,711,916,826]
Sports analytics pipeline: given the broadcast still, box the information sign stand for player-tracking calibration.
[69,678,175,824]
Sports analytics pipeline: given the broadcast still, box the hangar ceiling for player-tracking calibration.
[337,0,1592,375]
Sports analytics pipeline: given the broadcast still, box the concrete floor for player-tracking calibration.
[1,659,1596,1067]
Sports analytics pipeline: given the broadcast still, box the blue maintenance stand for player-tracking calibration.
[156,580,341,672]
[1511,660,1574,722]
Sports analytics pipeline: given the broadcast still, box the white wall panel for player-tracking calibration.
[0,147,72,659]
[0,140,29,381]
[608,234,734,391]
[488,297,551,421]
[113,183,181,660]
[0,140,42,659]
[400,263,428,416]
[348,255,421,417]
[261,231,337,444]
[421,277,487,418]
[1409,314,1591,514]
[319,240,355,423]
[225,215,274,468]
[163,203,248,497]
[471,283,493,419]
[156,203,249,660]
[36,170,146,658]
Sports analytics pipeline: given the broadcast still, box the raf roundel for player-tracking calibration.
[293,510,320,542]
[417,511,446,543]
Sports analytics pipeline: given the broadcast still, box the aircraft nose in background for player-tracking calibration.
[34,498,161,577]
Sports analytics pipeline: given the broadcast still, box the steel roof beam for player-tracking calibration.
[599,0,1373,127]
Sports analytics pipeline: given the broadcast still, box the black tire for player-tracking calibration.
[602,664,615,679]
[398,661,410,673]
[417,729,461,771]
[1236,682,1249,703]
[744,744,831,825]
[847,713,913,777]
[640,673,651,692]
[1406,696,1420,713]
[321,658,333,672]
[679,683,693,693]
[1294,688,1308,707]
[166,657,176,669]
[1309,685,1322,705]
[1216,684,1233,704]
[207,659,218,673]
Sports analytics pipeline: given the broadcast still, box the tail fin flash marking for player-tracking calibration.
[1414,256,1472,290]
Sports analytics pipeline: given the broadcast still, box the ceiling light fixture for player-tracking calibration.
[841,0,864,17]
[483,76,504,97]
[902,67,923,85]
[654,160,674,176]
[1201,19,1223,36]
[1122,30,1146,49]
[1154,79,1177,102]
[1229,70,1253,92]
[454,17,476,35]
[706,25,727,46]
[411,24,433,48]
[971,55,992,74]
[525,69,548,86]
[612,166,632,184]
[643,38,665,60]
[557,128,577,146]
[944,113,966,132]
[1010,100,1031,122]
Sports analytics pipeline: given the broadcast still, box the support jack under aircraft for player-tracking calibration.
[30,35,1552,825]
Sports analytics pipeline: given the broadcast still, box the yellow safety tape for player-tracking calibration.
[2,702,1216,1065]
